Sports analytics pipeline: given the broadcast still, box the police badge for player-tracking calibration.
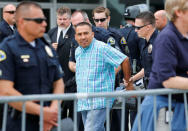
[148,44,152,53]
[45,45,53,57]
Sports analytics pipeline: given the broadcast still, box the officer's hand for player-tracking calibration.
[43,107,58,126]
[52,43,58,50]
[129,76,134,83]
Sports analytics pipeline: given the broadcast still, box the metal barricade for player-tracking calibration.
[0,88,188,131]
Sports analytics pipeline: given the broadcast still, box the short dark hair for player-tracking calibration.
[16,1,42,20]
[136,11,155,27]
[74,21,92,30]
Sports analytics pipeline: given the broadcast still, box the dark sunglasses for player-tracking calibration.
[94,18,106,23]
[134,23,151,30]
[23,18,46,24]
[4,11,16,14]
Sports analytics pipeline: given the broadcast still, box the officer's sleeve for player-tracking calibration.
[102,44,127,68]
[0,44,15,81]
[69,39,78,62]
[51,48,65,81]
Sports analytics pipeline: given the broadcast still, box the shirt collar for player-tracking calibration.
[80,38,95,52]
[148,29,158,44]
[168,21,187,40]
[15,31,43,48]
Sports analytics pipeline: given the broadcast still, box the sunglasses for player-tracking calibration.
[23,18,46,24]
[134,23,151,30]
[4,11,16,14]
[94,18,106,23]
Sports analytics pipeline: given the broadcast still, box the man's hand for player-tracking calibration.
[52,43,58,50]
[43,107,58,126]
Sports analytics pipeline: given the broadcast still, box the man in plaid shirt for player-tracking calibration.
[74,22,133,131]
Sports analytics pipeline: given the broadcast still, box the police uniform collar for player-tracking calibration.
[148,29,158,45]
[15,31,43,48]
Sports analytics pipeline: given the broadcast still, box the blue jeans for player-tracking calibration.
[81,108,106,131]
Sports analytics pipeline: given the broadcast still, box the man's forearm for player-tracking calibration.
[50,78,64,109]
[163,76,188,89]
[121,57,133,90]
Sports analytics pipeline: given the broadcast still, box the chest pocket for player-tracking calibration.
[15,55,37,68]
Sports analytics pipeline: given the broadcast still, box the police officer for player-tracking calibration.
[92,6,128,56]
[0,4,17,129]
[0,4,16,43]
[130,11,158,88]
[0,2,64,131]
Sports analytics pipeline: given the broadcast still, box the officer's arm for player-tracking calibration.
[50,78,64,109]
[163,76,188,89]
[121,57,134,90]
[69,61,76,72]
[131,68,144,82]
[0,80,41,115]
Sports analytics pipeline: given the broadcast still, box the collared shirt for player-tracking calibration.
[75,38,126,111]
[148,22,188,101]
[0,31,63,97]
[56,24,71,42]
[141,29,158,78]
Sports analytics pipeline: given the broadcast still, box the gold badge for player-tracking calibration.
[45,45,53,57]
[107,37,115,45]
[148,44,152,53]
[120,37,127,44]
[21,55,30,62]
[0,50,6,62]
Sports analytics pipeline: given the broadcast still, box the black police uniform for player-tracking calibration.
[119,25,144,74]
[0,19,15,43]
[0,20,16,128]
[0,31,63,131]
[48,25,76,120]
[141,29,158,87]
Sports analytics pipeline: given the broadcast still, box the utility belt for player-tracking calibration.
[10,109,39,121]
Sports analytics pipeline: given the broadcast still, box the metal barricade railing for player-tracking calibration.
[0,88,188,131]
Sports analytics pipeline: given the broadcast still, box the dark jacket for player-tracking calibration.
[0,19,15,43]
[48,25,75,86]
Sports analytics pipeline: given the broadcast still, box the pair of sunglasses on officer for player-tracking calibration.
[133,23,152,30]
[4,10,46,24]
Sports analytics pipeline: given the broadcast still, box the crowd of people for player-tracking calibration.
[0,0,187,131]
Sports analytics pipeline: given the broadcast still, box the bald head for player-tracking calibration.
[15,1,42,22]
[71,10,90,27]
[3,4,16,25]
[154,10,168,30]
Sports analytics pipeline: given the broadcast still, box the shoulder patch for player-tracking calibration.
[107,37,115,45]
[120,37,127,44]
[0,50,6,62]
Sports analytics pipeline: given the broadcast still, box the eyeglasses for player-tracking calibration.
[4,11,16,14]
[134,23,151,30]
[23,18,46,24]
[93,18,106,23]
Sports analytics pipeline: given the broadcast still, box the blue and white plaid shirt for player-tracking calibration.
[75,38,127,111]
